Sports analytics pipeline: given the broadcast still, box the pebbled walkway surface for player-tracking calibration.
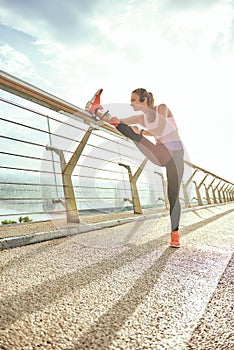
[0,203,233,350]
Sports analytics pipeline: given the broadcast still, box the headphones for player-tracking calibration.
[139,89,148,103]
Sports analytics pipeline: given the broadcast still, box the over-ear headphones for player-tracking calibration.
[139,89,148,103]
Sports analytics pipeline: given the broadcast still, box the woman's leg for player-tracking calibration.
[116,122,172,166]
[85,96,172,167]
[166,150,184,232]
[118,121,184,246]
[85,92,171,165]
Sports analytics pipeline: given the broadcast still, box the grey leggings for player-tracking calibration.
[117,122,184,231]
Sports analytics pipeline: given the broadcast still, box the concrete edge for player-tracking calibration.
[0,203,233,250]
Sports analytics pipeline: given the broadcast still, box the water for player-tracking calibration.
[0,171,163,224]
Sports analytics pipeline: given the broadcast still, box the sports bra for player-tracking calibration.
[144,105,182,150]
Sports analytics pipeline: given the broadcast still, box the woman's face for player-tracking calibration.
[130,93,143,111]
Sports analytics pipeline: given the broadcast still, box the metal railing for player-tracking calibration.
[0,70,233,225]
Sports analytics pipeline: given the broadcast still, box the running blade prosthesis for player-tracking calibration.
[85,88,112,121]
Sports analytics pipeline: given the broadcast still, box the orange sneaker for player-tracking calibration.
[85,88,103,115]
[85,89,120,127]
[170,231,180,248]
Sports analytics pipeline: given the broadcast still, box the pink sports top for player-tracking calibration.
[144,105,182,150]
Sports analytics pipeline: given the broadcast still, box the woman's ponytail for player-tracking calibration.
[147,92,154,109]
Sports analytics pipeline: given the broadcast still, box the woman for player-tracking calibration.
[86,88,184,247]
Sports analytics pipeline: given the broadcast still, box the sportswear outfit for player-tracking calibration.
[86,91,184,247]
[115,106,184,234]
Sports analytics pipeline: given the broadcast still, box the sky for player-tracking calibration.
[0,0,233,182]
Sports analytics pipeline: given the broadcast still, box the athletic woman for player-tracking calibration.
[86,88,184,247]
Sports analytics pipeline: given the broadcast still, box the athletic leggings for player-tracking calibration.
[117,122,184,231]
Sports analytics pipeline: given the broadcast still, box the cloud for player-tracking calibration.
[2,0,230,59]
[211,32,225,55]
[209,1,234,54]
[1,0,230,107]
[230,16,234,47]
[0,44,34,78]
[0,0,160,50]
[0,0,105,46]
[163,0,222,11]
[0,43,52,90]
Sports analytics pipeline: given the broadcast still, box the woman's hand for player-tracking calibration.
[130,126,153,136]
[130,126,141,134]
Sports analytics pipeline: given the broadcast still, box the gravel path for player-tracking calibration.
[187,252,234,350]
[0,203,233,349]
[0,212,140,239]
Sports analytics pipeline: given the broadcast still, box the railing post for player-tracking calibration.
[119,158,148,214]
[182,170,198,208]
[218,183,226,203]
[229,185,234,201]
[154,171,170,210]
[193,173,209,206]
[223,184,230,203]
[225,185,231,202]
[230,185,234,201]
[193,180,203,206]
[205,177,216,204]
[227,184,233,201]
[203,183,211,204]
[213,180,222,204]
[46,127,95,223]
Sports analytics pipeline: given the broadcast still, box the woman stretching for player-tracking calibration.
[86,88,184,248]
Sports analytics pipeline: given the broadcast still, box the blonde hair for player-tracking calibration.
[132,88,156,122]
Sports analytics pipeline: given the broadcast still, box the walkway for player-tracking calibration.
[0,203,233,349]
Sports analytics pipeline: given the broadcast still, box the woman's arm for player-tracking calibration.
[120,114,145,126]
[120,105,168,137]
[128,125,154,136]
[140,129,155,136]
[149,104,168,136]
